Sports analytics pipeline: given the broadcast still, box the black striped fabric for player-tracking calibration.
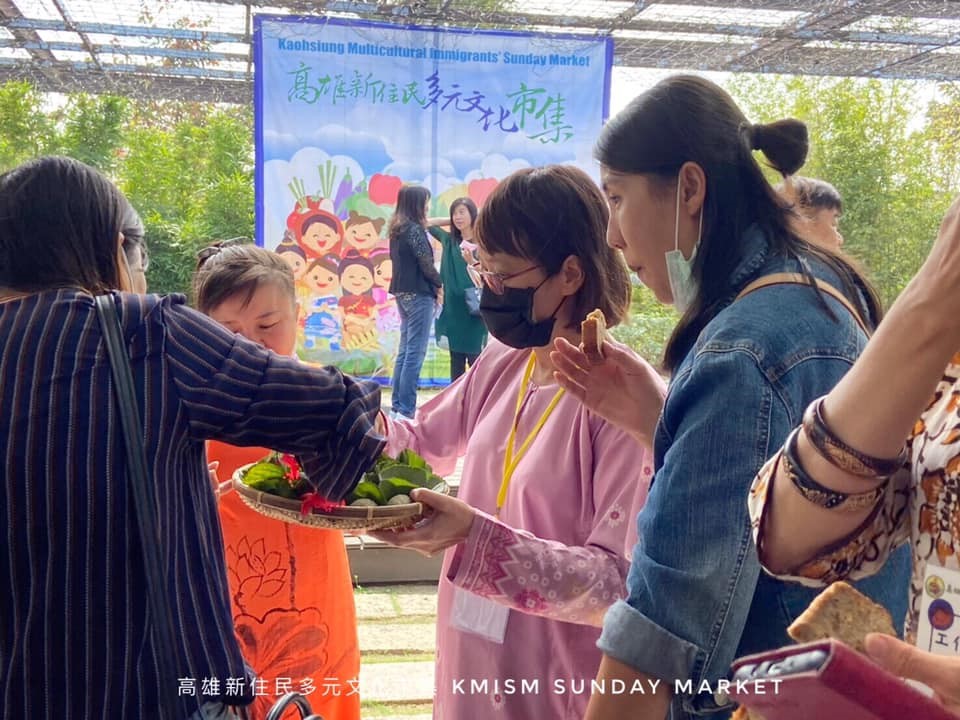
[0,290,385,718]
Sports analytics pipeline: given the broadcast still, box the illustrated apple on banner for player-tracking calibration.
[467,177,498,207]
[367,173,403,207]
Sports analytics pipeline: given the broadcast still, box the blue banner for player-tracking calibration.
[254,14,612,381]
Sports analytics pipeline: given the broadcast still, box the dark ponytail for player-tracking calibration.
[743,119,809,177]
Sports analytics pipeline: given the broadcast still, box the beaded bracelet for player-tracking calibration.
[802,396,907,478]
[782,427,887,512]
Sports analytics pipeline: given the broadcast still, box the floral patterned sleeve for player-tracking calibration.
[747,446,912,586]
[446,420,656,628]
[447,514,631,627]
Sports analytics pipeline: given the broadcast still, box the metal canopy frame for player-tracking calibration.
[1,0,958,104]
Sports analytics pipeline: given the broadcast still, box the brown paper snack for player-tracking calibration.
[787,581,896,654]
[580,309,608,364]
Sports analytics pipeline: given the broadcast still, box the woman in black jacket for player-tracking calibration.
[388,185,443,418]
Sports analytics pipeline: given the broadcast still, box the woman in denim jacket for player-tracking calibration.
[552,75,911,719]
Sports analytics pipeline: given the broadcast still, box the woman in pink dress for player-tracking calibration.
[373,165,663,719]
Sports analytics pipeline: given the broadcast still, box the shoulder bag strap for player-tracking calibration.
[734,271,871,337]
[94,294,183,720]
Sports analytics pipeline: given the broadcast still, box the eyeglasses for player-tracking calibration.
[477,264,540,295]
[121,232,149,273]
[196,237,250,268]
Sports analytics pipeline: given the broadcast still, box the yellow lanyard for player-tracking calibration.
[497,353,565,513]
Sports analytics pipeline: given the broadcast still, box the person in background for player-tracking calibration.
[373,165,660,719]
[0,156,385,719]
[193,244,362,720]
[778,175,844,251]
[120,197,148,294]
[429,197,487,380]
[747,193,960,715]
[388,185,443,418]
[548,75,910,720]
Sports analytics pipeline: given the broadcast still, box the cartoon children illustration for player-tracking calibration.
[275,241,308,280]
[298,210,343,259]
[369,247,400,334]
[337,250,378,350]
[343,211,386,256]
[300,253,343,350]
[370,247,393,296]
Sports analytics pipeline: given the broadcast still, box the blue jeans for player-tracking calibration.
[391,293,435,418]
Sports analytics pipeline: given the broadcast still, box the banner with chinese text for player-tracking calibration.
[254,15,612,382]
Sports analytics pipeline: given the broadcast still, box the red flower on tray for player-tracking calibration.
[281,453,300,481]
[300,492,344,516]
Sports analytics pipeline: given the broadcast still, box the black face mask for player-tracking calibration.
[479,276,565,349]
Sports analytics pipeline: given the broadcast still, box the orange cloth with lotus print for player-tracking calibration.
[208,441,361,720]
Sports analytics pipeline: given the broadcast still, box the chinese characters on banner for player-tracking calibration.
[255,16,612,382]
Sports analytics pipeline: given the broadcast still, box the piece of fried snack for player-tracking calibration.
[787,581,896,654]
[580,308,608,364]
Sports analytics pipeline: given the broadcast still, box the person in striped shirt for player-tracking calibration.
[0,156,386,719]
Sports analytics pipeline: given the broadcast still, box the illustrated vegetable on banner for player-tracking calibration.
[255,15,612,382]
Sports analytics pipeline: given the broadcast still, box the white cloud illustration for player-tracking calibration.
[262,146,366,247]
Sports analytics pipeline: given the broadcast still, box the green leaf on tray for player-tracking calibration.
[242,461,286,490]
[374,455,399,472]
[241,461,305,499]
[347,480,386,505]
[379,477,420,502]
[379,464,429,485]
[396,448,429,470]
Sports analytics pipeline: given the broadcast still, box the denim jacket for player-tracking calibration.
[598,227,911,719]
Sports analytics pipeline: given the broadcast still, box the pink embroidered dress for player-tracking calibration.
[385,340,658,719]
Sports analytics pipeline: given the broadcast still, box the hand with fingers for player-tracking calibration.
[369,488,477,557]
[208,461,220,491]
[905,193,960,335]
[550,336,666,449]
[865,633,960,712]
[208,461,234,497]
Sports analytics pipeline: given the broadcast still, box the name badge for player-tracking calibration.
[917,563,960,656]
[449,588,509,644]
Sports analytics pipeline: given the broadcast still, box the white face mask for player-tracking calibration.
[664,177,703,313]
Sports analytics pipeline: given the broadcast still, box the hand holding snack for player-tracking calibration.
[369,488,477,556]
[551,310,666,448]
[731,582,936,720]
[865,633,960,713]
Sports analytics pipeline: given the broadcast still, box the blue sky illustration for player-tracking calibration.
[256,16,611,244]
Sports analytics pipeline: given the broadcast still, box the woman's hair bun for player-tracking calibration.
[745,118,809,177]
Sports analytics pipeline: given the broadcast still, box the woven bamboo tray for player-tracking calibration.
[232,464,443,531]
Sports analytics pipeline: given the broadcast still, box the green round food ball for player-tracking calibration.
[386,494,411,505]
[350,498,378,507]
